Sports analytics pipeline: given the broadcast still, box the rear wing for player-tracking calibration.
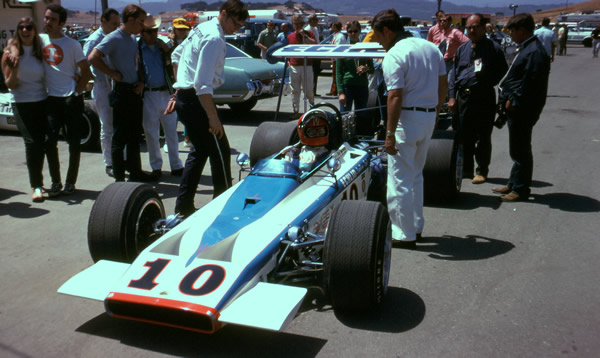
[271,43,386,59]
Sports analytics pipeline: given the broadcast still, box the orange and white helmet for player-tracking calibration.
[297,109,330,147]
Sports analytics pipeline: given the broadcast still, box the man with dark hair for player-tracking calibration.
[448,13,508,184]
[257,20,277,59]
[288,14,317,118]
[89,4,157,182]
[83,8,120,178]
[534,17,557,62]
[373,8,447,249]
[494,13,550,202]
[169,0,249,217]
[41,4,93,196]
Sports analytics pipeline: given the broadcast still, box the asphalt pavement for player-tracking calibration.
[1,45,599,358]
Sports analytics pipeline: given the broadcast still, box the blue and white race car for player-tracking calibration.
[58,44,462,334]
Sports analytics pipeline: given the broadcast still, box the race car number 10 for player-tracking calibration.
[128,259,226,296]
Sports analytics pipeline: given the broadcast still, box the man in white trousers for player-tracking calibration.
[373,8,447,249]
[83,8,120,177]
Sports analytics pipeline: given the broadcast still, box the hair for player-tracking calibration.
[220,0,249,22]
[506,13,535,33]
[101,8,119,22]
[45,4,67,24]
[349,21,361,33]
[541,17,550,26]
[122,4,145,24]
[9,18,43,61]
[291,14,304,25]
[435,10,446,18]
[332,22,342,31]
[470,13,487,25]
[371,8,405,34]
[308,14,318,22]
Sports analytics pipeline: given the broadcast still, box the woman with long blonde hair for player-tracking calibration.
[1,18,49,202]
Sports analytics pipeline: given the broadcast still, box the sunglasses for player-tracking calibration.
[144,29,158,34]
[19,24,33,31]
[348,30,359,34]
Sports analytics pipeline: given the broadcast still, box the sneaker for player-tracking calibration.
[62,183,76,195]
[105,166,114,178]
[32,187,44,203]
[46,183,63,198]
[152,169,162,179]
[163,144,169,153]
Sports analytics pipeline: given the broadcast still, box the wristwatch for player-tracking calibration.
[386,130,395,137]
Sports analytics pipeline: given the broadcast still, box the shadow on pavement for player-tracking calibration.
[426,192,502,210]
[77,313,327,358]
[530,192,600,212]
[0,201,49,218]
[45,188,101,206]
[334,287,426,333]
[484,177,553,188]
[415,234,515,261]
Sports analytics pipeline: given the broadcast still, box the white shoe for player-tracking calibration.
[163,144,168,153]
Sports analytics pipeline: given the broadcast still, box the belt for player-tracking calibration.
[402,106,436,112]
[145,86,168,92]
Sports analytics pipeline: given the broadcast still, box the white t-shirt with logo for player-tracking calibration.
[40,33,87,97]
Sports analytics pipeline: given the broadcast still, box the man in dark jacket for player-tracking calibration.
[494,13,550,202]
[448,13,508,184]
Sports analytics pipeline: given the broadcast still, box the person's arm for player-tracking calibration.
[336,58,345,105]
[193,37,225,137]
[75,59,92,94]
[437,74,448,124]
[302,30,317,44]
[1,51,19,89]
[88,48,122,82]
[385,88,403,155]
[257,31,267,51]
[198,94,223,138]
[447,47,459,113]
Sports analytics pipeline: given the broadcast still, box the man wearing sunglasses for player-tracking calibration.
[169,0,249,218]
[138,15,184,180]
[427,11,469,75]
[448,13,508,185]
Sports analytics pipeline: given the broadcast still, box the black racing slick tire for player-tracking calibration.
[88,182,165,263]
[423,129,463,203]
[228,97,258,112]
[323,200,392,312]
[249,120,299,166]
[80,101,100,152]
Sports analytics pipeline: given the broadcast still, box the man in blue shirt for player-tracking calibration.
[83,8,120,178]
[277,22,291,45]
[448,13,508,184]
[534,17,557,62]
[89,4,157,182]
[139,15,183,179]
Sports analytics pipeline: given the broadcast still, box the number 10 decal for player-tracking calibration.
[128,259,226,296]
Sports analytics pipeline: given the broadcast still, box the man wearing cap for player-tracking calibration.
[169,17,191,50]
[257,20,278,59]
[169,0,249,217]
[139,14,183,179]
[83,8,120,178]
[89,4,157,182]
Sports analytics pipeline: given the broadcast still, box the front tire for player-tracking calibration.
[323,200,391,312]
[88,182,165,263]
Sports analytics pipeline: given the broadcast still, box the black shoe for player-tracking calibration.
[171,168,184,176]
[176,207,197,219]
[152,169,162,179]
[62,183,76,195]
[392,239,416,249]
[105,166,114,177]
[128,171,158,182]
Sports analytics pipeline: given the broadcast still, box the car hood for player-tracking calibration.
[225,58,286,80]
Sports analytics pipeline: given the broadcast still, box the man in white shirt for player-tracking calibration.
[83,8,120,178]
[41,4,92,196]
[373,8,447,249]
[169,0,249,217]
[305,15,322,96]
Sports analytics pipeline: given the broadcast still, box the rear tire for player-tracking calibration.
[249,120,299,166]
[80,101,100,152]
[323,200,391,312]
[424,130,463,203]
[88,182,165,263]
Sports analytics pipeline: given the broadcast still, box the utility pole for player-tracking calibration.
[101,0,108,12]
[437,0,442,12]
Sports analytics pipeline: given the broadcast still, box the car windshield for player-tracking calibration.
[226,43,251,58]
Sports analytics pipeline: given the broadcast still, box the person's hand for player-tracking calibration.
[384,135,397,155]
[356,65,368,75]
[447,97,457,113]
[164,96,176,114]
[134,82,145,95]
[110,71,123,82]
[505,99,514,111]
[339,93,346,107]
[208,116,224,139]
[5,52,19,68]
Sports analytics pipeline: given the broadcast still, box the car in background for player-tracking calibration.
[567,25,593,47]
[226,18,289,58]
